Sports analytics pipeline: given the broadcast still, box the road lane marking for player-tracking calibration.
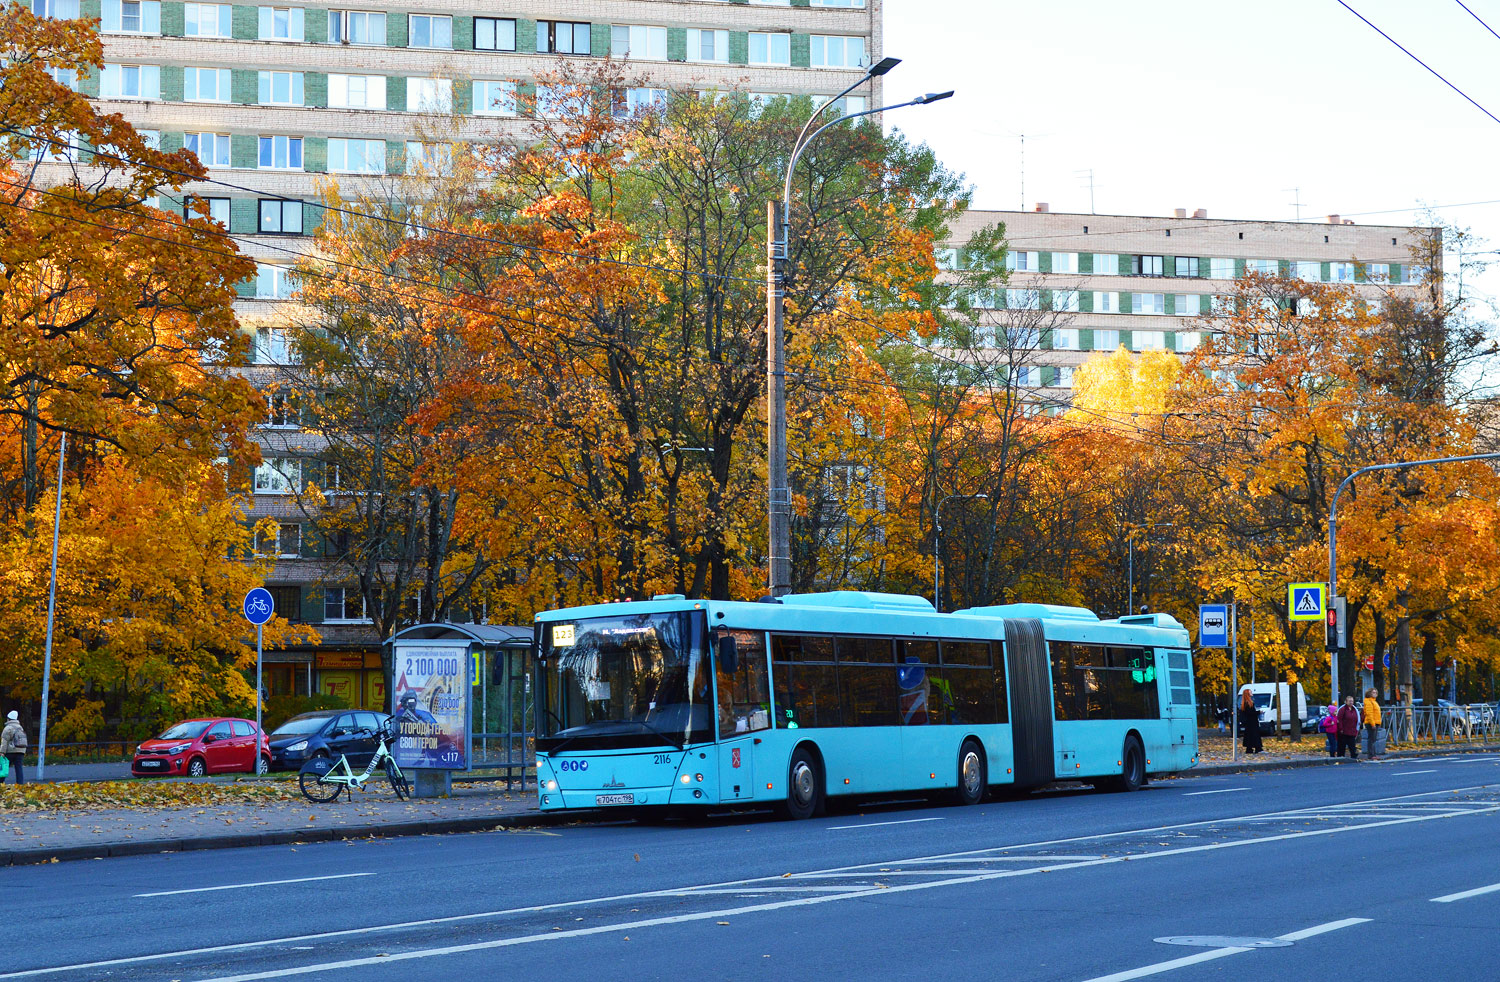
[134,873,377,898]
[826,817,945,830]
[1431,882,1500,903]
[7,786,1495,981]
[1183,788,1250,796]
[1391,770,1437,776]
[1080,918,1370,982]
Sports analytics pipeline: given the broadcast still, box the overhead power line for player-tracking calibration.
[1338,1,1500,127]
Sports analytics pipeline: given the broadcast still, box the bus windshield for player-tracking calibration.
[539,610,711,751]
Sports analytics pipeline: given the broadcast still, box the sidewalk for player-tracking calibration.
[0,784,578,867]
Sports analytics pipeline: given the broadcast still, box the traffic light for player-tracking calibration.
[1326,596,1347,651]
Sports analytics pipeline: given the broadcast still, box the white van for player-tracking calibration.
[1239,682,1307,734]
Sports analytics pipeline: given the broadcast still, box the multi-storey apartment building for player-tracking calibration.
[945,206,1430,399]
[32,0,881,708]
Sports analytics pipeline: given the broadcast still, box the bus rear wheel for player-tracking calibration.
[1100,736,1147,793]
[952,740,986,806]
[778,748,824,820]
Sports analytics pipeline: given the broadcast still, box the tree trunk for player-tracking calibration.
[1420,631,1438,707]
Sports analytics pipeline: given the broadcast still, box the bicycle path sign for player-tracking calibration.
[1287,582,1325,622]
[243,587,275,626]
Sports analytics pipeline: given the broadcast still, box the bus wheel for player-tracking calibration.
[952,740,986,806]
[778,748,823,820]
[1101,737,1146,793]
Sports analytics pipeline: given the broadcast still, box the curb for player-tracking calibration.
[1188,742,1500,778]
[0,807,587,867]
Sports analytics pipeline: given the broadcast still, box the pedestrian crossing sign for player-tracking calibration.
[1287,582,1326,621]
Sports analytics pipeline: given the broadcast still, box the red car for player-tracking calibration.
[132,717,271,778]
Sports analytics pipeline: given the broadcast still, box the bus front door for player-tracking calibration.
[718,737,754,800]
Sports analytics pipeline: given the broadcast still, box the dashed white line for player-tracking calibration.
[1183,788,1251,796]
[826,817,945,830]
[1390,769,1437,776]
[1078,918,1371,982]
[134,873,377,898]
[1431,882,1500,903]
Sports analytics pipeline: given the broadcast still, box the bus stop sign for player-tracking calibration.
[1198,604,1229,648]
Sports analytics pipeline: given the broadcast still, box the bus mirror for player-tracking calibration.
[716,635,738,673]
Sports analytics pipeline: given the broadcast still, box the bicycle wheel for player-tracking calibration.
[385,758,410,800]
[299,766,344,803]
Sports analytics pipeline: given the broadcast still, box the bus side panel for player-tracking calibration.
[1062,721,1170,779]
[1003,618,1054,786]
[755,728,909,800]
[901,723,1014,790]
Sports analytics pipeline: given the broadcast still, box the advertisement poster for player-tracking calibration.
[391,644,469,770]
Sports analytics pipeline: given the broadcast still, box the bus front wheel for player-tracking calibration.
[778,748,824,820]
[1100,736,1147,793]
[952,740,986,806]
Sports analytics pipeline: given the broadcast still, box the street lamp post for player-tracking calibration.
[1126,522,1174,615]
[765,60,952,597]
[934,493,987,613]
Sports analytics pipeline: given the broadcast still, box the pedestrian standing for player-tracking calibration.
[1240,689,1263,754]
[1321,703,1339,756]
[1362,688,1383,761]
[0,711,26,784]
[1336,695,1361,760]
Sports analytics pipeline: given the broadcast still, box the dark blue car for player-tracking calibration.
[267,709,390,772]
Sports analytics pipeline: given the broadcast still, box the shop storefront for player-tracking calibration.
[315,651,386,710]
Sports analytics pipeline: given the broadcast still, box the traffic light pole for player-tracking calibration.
[1327,451,1500,705]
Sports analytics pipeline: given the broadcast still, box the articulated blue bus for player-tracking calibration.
[533,591,1197,819]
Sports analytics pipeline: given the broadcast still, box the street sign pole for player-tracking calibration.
[1230,602,1239,763]
[256,622,263,773]
[241,587,274,773]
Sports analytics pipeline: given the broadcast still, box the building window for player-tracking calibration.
[184,195,229,226]
[265,585,302,620]
[254,457,301,494]
[535,84,587,118]
[1006,250,1038,272]
[1209,257,1234,279]
[1005,289,1040,311]
[259,199,303,234]
[1050,252,1078,274]
[611,24,666,60]
[1365,263,1390,283]
[256,522,301,558]
[1094,291,1119,313]
[1051,289,1079,312]
[1330,262,1355,283]
[1174,294,1198,317]
[184,67,231,102]
[102,0,160,33]
[258,6,304,40]
[811,0,866,6]
[1212,294,1238,315]
[1247,258,1277,275]
[748,32,791,65]
[1132,293,1165,315]
[615,86,667,115]
[101,64,160,99]
[408,13,452,48]
[1174,256,1200,277]
[328,73,385,109]
[538,20,590,54]
[474,16,515,51]
[258,71,304,106]
[809,34,865,68]
[324,588,369,622]
[1053,366,1074,388]
[686,28,728,62]
[816,94,866,117]
[936,247,960,270]
[1294,260,1321,282]
[473,80,517,116]
[406,77,453,113]
[327,138,385,174]
[183,2,230,36]
[1093,329,1120,351]
[255,265,295,299]
[1014,365,1036,387]
[257,135,303,169]
[1131,254,1164,276]
[1133,330,1165,351]
[1177,331,1201,352]
[185,133,231,169]
[1052,328,1078,350]
[1092,253,1119,275]
[265,389,299,425]
[32,0,81,18]
[328,9,385,44]
[405,141,452,175]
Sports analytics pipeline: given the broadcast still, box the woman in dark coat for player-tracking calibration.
[1335,695,1361,759]
[1239,689,1263,754]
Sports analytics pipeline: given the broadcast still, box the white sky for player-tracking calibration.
[883,0,1500,303]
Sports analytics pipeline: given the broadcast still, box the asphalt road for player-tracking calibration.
[5,754,1499,981]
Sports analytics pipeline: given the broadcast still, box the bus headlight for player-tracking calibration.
[680,774,691,784]
[547,780,557,790]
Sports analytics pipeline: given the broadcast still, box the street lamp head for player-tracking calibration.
[867,56,901,77]
[917,90,955,105]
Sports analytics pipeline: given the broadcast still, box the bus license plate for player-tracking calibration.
[595,793,634,806]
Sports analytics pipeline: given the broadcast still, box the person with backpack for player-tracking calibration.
[1,712,27,784]
[1336,695,1361,760]
[1321,704,1339,756]
[1362,688,1384,761]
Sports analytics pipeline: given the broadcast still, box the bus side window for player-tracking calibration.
[717,629,769,738]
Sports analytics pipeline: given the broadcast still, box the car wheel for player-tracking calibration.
[257,755,270,775]
[187,757,207,778]
[777,747,824,821]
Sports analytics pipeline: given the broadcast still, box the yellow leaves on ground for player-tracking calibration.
[0,781,300,812]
